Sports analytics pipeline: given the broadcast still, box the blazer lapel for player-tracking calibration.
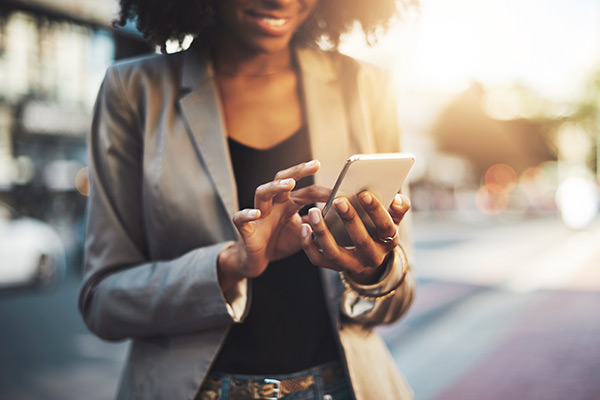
[297,48,350,303]
[178,45,239,220]
[297,48,350,190]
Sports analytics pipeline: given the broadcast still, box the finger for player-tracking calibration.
[307,207,366,272]
[254,178,295,215]
[333,197,386,268]
[358,191,398,247]
[274,160,320,181]
[232,209,261,235]
[308,208,341,257]
[273,160,321,203]
[290,185,332,206]
[300,223,343,271]
[389,193,411,224]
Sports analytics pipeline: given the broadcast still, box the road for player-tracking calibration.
[1,213,599,399]
[381,213,600,400]
[0,275,128,400]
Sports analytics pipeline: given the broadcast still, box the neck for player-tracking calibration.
[212,30,293,77]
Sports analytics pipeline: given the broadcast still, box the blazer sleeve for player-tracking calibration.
[340,64,415,326]
[78,67,248,342]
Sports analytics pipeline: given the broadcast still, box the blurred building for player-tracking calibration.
[410,82,565,218]
[431,83,558,177]
[0,0,152,271]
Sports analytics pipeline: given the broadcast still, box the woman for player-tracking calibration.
[79,0,416,399]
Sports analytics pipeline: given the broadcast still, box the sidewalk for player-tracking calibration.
[433,288,600,400]
[383,214,600,400]
[377,278,486,342]
[432,244,600,400]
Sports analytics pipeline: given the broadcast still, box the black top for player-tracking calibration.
[211,127,340,374]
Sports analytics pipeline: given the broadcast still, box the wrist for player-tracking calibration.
[217,241,246,292]
[345,251,393,285]
[341,244,409,299]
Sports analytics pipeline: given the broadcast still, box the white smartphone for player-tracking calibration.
[321,153,415,247]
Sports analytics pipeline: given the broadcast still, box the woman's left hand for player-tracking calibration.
[301,191,410,281]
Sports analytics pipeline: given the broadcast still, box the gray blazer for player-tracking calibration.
[79,43,415,400]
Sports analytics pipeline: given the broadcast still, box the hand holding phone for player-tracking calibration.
[322,153,414,247]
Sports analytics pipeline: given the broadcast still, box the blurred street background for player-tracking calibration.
[1,0,599,399]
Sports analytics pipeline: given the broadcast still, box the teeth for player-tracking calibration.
[260,17,286,27]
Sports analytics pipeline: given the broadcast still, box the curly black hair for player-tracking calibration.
[114,0,416,52]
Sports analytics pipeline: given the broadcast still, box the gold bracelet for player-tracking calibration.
[339,248,409,301]
[341,242,409,292]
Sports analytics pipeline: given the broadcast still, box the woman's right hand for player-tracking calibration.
[217,160,330,291]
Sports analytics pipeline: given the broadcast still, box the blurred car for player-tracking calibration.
[0,202,66,290]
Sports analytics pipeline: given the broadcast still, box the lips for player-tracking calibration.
[246,11,292,35]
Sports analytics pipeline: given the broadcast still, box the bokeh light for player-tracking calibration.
[556,176,598,230]
[484,163,518,195]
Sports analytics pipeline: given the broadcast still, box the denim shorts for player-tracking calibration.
[197,361,353,400]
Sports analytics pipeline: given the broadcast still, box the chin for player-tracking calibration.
[245,34,297,54]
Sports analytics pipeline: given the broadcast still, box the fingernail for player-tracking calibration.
[334,198,348,213]
[360,192,372,204]
[301,224,309,238]
[248,209,260,218]
[280,178,294,186]
[306,160,319,168]
[394,194,403,207]
[309,208,321,225]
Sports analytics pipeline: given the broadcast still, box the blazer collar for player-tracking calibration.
[181,42,213,91]
[178,44,239,221]
[295,46,337,83]
[296,47,350,189]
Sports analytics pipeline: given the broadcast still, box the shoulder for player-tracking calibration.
[103,51,185,96]
[296,46,392,88]
[109,51,183,78]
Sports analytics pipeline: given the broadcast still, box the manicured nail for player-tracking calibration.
[360,192,372,205]
[394,194,403,207]
[334,198,349,213]
[309,208,321,225]
[301,224,309,238]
